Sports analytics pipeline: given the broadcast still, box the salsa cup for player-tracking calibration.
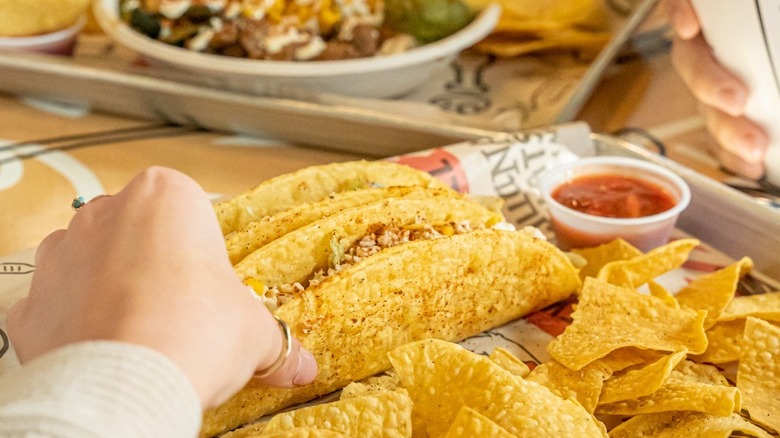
[539,156,691,252]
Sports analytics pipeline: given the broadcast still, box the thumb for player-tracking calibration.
[254,336,318,388]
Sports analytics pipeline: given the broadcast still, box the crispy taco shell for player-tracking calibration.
[233,195,503,291]
[225,186,469,266]
[202,228,581,436]
[215,161,449,236]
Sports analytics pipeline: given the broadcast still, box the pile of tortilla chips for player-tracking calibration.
[0,0,90,36]
[220,237,778,437]
[554,238,779,436]
[464,0,614,58]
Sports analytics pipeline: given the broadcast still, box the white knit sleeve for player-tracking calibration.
[0,341,202,438]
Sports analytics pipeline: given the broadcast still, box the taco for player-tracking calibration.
[215,160,450,236]
[203,225,580,436]
[225,186,478,266]
[232,192,505,308]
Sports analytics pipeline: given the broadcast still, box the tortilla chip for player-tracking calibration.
[597,361,740,417]
[525,360,611,413]
[226,426,347,438]
[719,292,780,322]
[492,16,584,33]
[674,359,732,385]
[570,238,642,281]
[0,0,90,36]
[488,347,531,379]
[442,407,516,438]
[596,239,699,289]
[338,374,421,437]
[215,160,450,235]
[505,0,597,22]
[737,317,780,433]
[468,0,611,57]
[388,339,606,437]
[220,422,267,438]
[547,278,708,370]
[598,350,687,405]
[595,347,666,373]
[474,29,611,57]
[464,0,596,21]
[340,374,401,400]
[690,319,746,364]
[647,281,679,308]
[203,229,581,436]
[262,390,412,438]
[609,412,773,438]
[675,258,753,328]
[266,431,347,438]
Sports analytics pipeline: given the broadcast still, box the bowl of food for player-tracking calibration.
[0,0,90,55]
[539,156,691,252]
[92,0,501,98]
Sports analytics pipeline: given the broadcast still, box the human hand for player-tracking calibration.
[7,167,317,409]
[666,0,769,179]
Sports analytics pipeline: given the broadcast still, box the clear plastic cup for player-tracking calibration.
[539,156,691,252]
[0,16,85,56]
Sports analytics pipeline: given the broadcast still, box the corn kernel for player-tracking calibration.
[245,277,266,296]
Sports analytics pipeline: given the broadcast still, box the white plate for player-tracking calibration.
[92,0,501,98]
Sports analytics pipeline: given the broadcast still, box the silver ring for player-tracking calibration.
[71,196,86,211]
[254,314,292,379]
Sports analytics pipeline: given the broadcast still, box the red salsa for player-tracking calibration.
[552,174,676,218]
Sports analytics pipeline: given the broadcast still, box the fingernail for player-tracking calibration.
[292,348,317,386]
[716,86,747,116]
[671,8,696,39]
[737,132,766,164]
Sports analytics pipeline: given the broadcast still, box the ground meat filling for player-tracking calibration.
[263,221,474,307]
